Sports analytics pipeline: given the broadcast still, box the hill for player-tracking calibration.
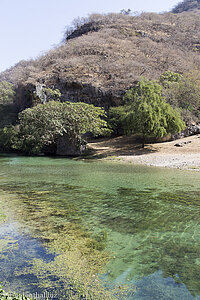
[1,7,200,110]
[172,0,200,13]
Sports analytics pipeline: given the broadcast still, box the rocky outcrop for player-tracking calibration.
[56,134,87,156]
[184,124,200,135]
[14,83,35,111]
[55,81,122,109]
[43,135,87,156]
[172,125,200,140]
[66,21,101,41]
[174,140,192,147]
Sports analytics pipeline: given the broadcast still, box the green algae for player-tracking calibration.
[2,180,200,297]
[0,238,18,258]
[0,156,200,299]
[0,203,6,224]
[0,185,134,299]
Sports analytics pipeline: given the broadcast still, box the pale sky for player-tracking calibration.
[0,0,179,72]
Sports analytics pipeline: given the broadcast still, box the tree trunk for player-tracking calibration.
[142,135,145,148]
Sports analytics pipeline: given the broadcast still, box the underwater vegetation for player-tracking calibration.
[0,204,6,224]
[0,183,135,299]
[0,157,200,299]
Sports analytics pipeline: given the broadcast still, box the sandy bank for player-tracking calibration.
[88,134,200,171]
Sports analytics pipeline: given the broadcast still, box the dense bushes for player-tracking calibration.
[109,71,200,140]
[0,101,109,155]
[0,81,17,128]
[0,126,17,151]
[0,81,15,105]
[0,72,198,153]
[160,71,200,123]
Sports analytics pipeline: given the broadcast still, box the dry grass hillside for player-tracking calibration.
[172,0,200,13]
[1,5,200,108]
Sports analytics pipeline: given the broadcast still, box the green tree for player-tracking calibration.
[123,79,185,147]
[15,101,109,154]
[0,81,15,105]
[0,126,17,151]
[160,71,200,122]
[108,106,127,135]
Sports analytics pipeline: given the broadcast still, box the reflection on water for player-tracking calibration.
[0,155,200,299]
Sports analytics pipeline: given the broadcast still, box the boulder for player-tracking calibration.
[173,125,200,140]
[174,141,192,147]
[56,134,87,156]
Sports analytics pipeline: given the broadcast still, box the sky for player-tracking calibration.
[0,0,180,72]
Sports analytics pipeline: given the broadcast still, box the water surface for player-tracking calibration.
[0,155,200,299]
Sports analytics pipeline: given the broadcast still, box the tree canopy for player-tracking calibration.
[160,71,200,123]
[110,79,186,147]
[0,81,15,105]
[15,101,108,154]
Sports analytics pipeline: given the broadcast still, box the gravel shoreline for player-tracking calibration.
[89,134,200,171]
[117,153,200,171]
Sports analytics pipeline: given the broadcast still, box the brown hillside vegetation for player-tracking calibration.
[1,6,200,108]
[172,0,200,13]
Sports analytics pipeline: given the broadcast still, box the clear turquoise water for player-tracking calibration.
[0,155,200,299]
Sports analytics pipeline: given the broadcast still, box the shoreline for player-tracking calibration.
[88,134,200,171]
[116,153,200,171]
